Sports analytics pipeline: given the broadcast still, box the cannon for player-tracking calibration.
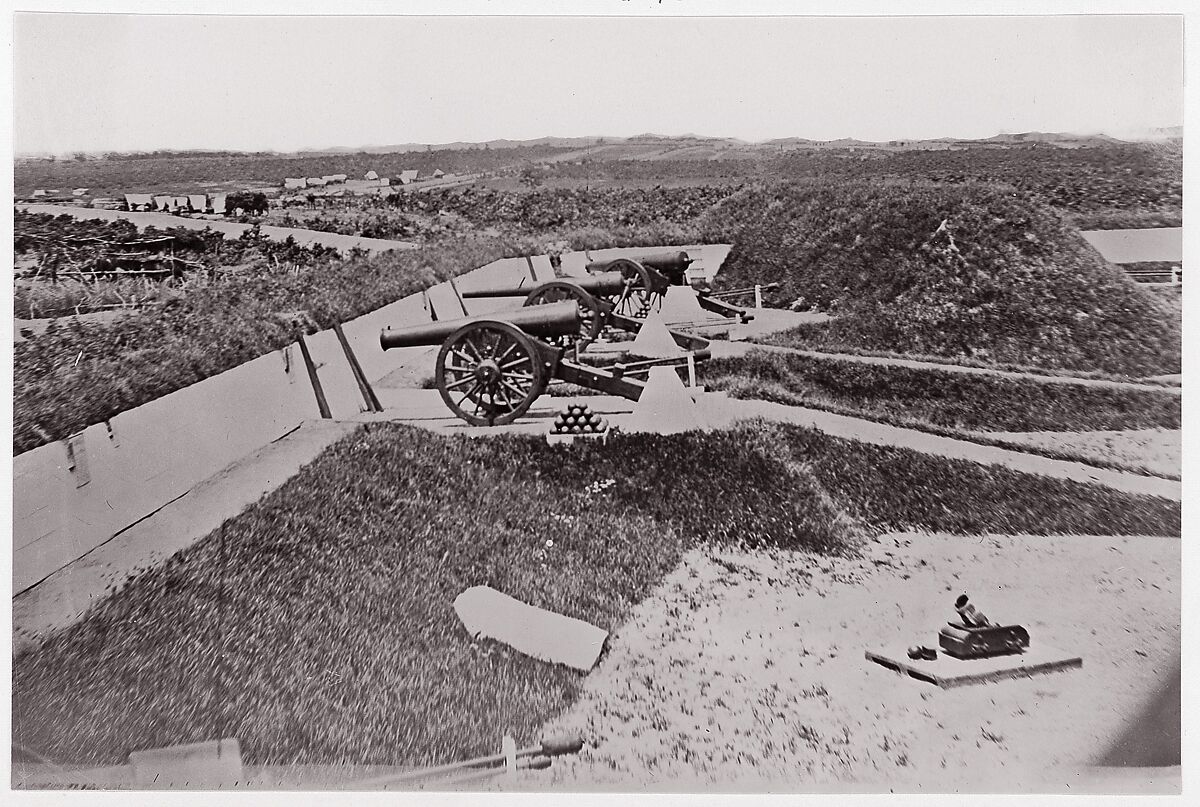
[462,274,654,348]
[584,252,755,323]
[380,300,709,426]
[459,257,752,349]
[586,250,694,285]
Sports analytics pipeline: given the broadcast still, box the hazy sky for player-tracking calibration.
[13,13,1185,154]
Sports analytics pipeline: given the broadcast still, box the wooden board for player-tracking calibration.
[866,644,1082,689]
[454,586,609,672]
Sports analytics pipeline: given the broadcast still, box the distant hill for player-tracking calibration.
[21,128,1179,162]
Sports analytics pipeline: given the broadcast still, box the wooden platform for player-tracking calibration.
[866,644,1082,689]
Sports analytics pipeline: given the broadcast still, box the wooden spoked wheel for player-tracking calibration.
[602,258,659,319]
[523,281,604,349]
[435,320,547,426]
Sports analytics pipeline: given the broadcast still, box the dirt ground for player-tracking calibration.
[505,531,1180,794]
[984,429,1181,479]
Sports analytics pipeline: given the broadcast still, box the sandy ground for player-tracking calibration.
[984,429,1181,479]
[12,531,1180,794]
[496,531,1182,794]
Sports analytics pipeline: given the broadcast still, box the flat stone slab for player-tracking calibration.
[454,586,609,672]
[866,644,1082,689]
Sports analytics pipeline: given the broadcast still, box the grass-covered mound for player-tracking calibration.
[12,423,856,768]
[13,422,1179,769]
[703,181,1180,377]
[701,351,1181,432]
[778,423,1179,536]
[700,351,1181,477]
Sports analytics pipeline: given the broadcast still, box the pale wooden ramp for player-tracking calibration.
[866,645,1082,689]
[454,586,609,672]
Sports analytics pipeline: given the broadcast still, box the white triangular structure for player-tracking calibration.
[454,586,608,672]
[628,312,685,359]
[658,285,711,326]
[625,365,707,434]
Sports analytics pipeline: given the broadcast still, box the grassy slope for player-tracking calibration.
[700,352,1180,433]
[12,237,536,455]
[776,423,1179,536]
[699,351,1181,477]
[12,424,854,767]
[13,423,1179,767]
[702,180,1180,377]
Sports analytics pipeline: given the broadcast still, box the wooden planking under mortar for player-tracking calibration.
[866,645,1082,689]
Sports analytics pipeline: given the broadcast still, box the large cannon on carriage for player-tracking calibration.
[460,251,754,343]
[380,299,709,427]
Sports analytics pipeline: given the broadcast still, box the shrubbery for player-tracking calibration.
[704,180,1180,376]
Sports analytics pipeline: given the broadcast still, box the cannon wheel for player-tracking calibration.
[436,320,548,426]
[602,259,658,319]
[523,280,604,348]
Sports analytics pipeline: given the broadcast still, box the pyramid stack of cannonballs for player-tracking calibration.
[551,404,608,435]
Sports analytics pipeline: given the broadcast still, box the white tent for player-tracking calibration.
[399,169,419,185]
[365,170,379,180]
[209,193,228,214]
[153,195,172,211]
[188,195,207,211]
[307,177,328,187]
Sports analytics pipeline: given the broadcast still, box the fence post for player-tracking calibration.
[754,284,763,309]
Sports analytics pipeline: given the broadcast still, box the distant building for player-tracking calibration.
[398,169,419,185]
[125,193,154,211]
[72,188,90,197]
[377,177,392,186]
[322,174,347,184]
[307,177,328,187]
[365,170,379,181]
[432,169,445,178]
[31,189,47,197]
[284,177,307,190]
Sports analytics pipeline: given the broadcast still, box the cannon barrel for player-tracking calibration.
[460,272,627,299]
[381,300,581,350]
[585,251,694,277]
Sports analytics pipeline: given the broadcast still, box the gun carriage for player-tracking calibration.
[380,299,709,427]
